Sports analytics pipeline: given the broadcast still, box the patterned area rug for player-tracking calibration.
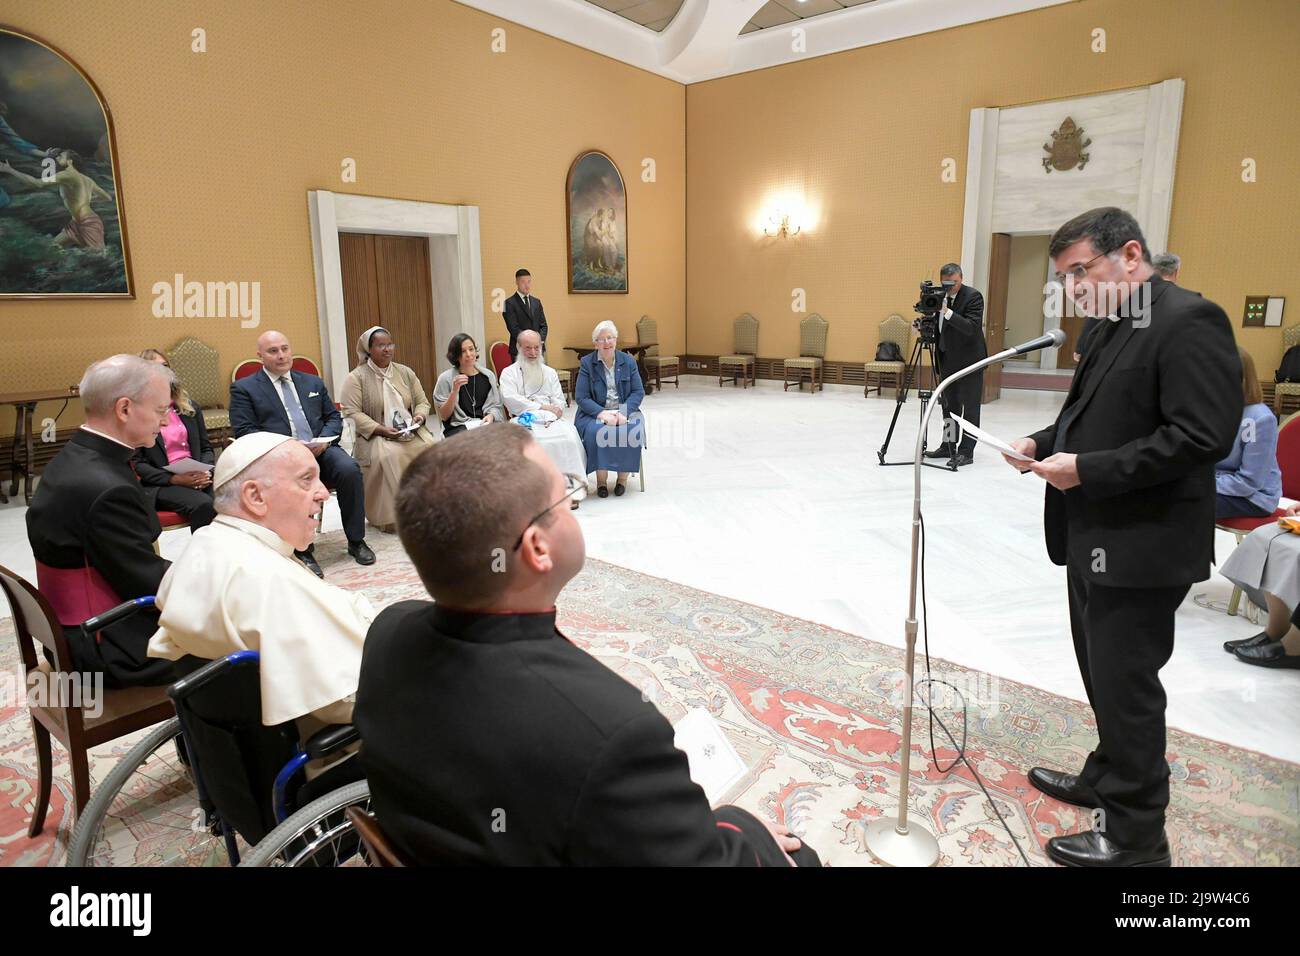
[2,531,1297,866]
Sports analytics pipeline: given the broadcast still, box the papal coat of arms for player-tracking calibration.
[1042,117,1091,173]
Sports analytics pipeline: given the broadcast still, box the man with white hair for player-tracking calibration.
[1152,252,1180,282]
[147,433,374,733]
[27,354,180,687]
[499,330,587,507]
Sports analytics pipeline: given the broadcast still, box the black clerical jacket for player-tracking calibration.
[26,429,175,686]
[1027,276,1240,588]
[354,602,786,866]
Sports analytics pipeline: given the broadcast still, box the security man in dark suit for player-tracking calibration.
[229,330,373,576]
[1004,208,1240,867]
[502,268,548,362]
[925,262,986,467]
[26,355,184,687]
[355,425,821,866]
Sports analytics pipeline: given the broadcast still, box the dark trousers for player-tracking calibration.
[714,805,822,867]
[1065,562,1189,849]
[938,363,983,456]
[154,484,217,531]
[315,444,366,545]
[1214,492,1272,520]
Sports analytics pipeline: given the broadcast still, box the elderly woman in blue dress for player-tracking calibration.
[575,320,645,498]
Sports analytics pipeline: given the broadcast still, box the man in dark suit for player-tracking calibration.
[27,355,184,687]
[229,330,374,576]
[355,425,821,866]
[925,262,986,467]
[502,268,547,362]
[1003,207,1240,867]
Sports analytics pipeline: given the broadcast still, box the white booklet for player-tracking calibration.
[673,708,748,807]
[162,457,213,475]
[301,436,338,449]
[951,413,1033,462]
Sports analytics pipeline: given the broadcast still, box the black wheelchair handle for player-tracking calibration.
[82,596,157,633]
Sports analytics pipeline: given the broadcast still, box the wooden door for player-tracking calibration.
[982,232,1011,403]
[338,233,437,391]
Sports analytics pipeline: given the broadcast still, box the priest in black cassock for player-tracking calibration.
[355,425,821,866]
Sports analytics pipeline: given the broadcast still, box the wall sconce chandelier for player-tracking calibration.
[763,209,801,239]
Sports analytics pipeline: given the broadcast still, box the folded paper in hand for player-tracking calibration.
[162,457,214,475]
[950,414,1033,462]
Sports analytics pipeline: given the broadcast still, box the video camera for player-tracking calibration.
[912,280,947,343]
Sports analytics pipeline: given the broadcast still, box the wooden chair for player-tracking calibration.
[1274,325,1300,416]
[489,341,511,378]
[346,806,411,867]
[720,314,758,388]
[0,564,174,835]
[636,315,679,389]
[864,314,911,398]
[232,359,262,382]
[784,314,828,392]
[151,510,190,556]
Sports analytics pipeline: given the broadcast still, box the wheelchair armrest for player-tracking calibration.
[305,723,360,760]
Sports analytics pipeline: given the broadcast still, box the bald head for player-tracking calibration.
[256,330,293,376]
[518,329,543,362]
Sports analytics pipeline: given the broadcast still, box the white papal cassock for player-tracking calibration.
[147,515,375,727]
[499,360,588,498]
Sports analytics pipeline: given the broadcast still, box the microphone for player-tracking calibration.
[1010,328,1067,356]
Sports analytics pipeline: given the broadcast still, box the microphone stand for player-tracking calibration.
[865,334,1060,867]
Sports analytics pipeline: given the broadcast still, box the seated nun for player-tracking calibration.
[147,432,375,749]
[499,330,587,509]
[339,325,439,533]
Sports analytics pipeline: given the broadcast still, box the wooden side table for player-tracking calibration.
[0,387,80,505]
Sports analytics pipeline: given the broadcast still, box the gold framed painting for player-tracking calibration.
[0,26,134,298]
[566,150,627,294]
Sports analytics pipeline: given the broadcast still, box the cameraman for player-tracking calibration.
[924,263,986,467]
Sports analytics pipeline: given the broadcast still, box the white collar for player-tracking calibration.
[263,367,291,384]
[79,424,135,450]
[213,514,297,558]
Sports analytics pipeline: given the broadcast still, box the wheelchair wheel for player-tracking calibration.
[66,717,242,866]
[238,780,372,867]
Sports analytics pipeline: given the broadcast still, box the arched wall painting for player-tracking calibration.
[566,150,627,294]
[0,27,133,298]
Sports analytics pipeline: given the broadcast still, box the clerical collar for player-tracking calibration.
[214,514,297,558]
[78,425,135,453]
[432,604,560,644]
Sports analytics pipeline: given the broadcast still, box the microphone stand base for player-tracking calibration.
[864,818,940,867]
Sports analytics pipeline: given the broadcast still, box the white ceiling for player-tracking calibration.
[453,0,1076,84]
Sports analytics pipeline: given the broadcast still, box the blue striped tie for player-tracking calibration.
[279,376,313,439]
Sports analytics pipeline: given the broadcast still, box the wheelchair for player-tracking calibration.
[66,598,373,867]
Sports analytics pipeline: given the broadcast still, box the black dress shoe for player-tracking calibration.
[597,486,609,498]
[348,541,376,566]
[1233,640,1300,668]
[950,452,975,467]
[295,549,324,579]
[1046,830,1171,867]
[924,445,955,460]
[614,482,626,497]
[1028,767,1098,809]
[1223,631,1272,654]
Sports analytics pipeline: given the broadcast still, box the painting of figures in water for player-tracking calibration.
[0,27,133,298]
[566,150,627,294]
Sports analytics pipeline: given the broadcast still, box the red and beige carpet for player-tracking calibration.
[2,532,1296,866]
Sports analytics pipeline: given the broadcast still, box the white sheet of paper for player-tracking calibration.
[301,436,337,448]
[462,418,486,431]
[673,708,747,807]
[162,457,214,475]
[951,413,1033,462]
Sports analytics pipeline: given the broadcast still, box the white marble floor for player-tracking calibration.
[2,377,1297,765]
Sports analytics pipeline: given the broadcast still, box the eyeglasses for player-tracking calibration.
[512,475,583,551]
[1053,249,1112,284]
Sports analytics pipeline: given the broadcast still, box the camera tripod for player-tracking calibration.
[876,332,957,471]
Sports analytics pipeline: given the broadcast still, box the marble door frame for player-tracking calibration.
[307,190,485,396]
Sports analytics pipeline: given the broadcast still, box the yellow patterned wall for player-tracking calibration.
[685,0,1300,372]
[0,0,685,435]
